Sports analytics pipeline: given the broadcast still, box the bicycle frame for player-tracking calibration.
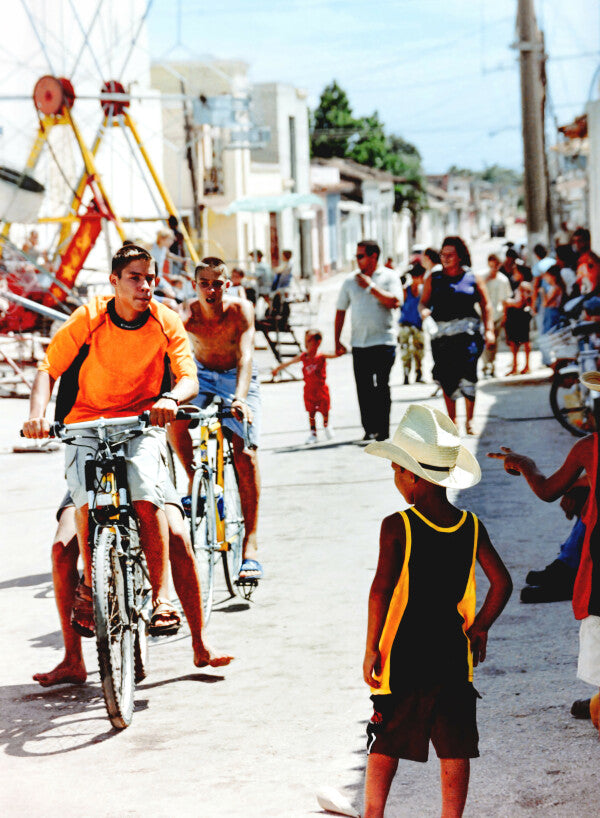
[192,408,230,554]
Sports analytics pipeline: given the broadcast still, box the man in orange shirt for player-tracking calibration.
[22,244,199,637]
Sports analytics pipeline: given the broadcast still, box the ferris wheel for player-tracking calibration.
[0,0,199,339]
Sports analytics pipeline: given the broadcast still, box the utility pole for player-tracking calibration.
[180,79,203,237]
[515,0,550,251]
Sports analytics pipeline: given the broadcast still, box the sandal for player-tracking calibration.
[149,599,181,637]
[71,580,95,638]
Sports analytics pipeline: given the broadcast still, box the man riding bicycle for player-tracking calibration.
[169,257,263,581]
[22,244,198,637]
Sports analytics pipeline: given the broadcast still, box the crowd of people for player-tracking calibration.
[16,221,600,817]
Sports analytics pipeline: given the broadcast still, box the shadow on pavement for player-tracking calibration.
[0,572,52,591]
[0,681,118,756]
[137,672,225,689]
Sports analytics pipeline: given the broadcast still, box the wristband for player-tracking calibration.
[160,391,179,404]
[232,396,247,404]
[367,281,374,291]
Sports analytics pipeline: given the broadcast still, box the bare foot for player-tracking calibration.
[520,367,530,375]
[465,422,477,436]
[505,368,517,376]
[194,645,234,668]
[33,659,87,688]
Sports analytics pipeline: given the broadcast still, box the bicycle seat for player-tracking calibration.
[572,321,600,338]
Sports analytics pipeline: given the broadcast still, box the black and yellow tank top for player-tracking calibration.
[372,507,478,696]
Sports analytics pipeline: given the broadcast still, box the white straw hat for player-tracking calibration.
[364,403,481,489]
[581,371,600,392]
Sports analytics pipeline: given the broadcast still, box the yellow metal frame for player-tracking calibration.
[1,104,200,267]
[197,418,229,552]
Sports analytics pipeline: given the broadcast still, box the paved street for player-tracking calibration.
[1,255,598,817]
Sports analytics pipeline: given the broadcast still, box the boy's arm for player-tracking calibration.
[22,370,56,438]
[487,436,590,502]
[232,301,256,422]
[272,352,303,375]
[363,514,405,688]
[467,521,513,666]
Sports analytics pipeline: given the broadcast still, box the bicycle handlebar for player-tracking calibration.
[20,408,199,439]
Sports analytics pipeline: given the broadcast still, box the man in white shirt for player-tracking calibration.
[479,253,512,377]
[334,240,402,442]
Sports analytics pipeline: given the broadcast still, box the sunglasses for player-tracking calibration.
[197,279,225,289]
[356,253,366,259]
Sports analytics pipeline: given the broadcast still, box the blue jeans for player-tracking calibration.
[558,517,585,571]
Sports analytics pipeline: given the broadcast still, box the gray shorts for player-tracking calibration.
[57,474,184,521]
[64,427,168,510]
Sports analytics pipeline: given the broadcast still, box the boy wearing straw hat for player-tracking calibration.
[363,404,512,818]
[489,370,600,735]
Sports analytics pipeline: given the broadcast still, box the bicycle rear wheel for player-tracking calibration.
[222,439,245,596]
[190,468,216,623]
[93,527,135,729]
[550,367,596,437]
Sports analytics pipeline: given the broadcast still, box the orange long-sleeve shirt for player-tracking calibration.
[39,295,197,423]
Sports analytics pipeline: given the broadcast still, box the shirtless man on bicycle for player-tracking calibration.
[22,244,199,637]
[169,257,263,581]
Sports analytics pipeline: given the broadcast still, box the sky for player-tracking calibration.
[146,0,600,174]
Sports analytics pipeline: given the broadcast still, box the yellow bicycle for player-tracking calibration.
[179,400,247,622]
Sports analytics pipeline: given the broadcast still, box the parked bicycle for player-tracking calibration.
[542,320,600,437]
[175,400,249,623]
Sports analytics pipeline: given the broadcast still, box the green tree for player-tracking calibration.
[310,81,426,214]
[349,112,388,168]
[310,80,360,159]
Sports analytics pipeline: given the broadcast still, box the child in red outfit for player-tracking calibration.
[272,329,342,444]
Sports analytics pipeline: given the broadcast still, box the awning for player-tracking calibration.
[222,192,323,215]
[338,200,371,214]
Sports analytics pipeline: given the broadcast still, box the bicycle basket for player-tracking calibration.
[538,325,579,363]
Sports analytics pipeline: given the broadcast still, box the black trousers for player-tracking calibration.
[352,345,396,439]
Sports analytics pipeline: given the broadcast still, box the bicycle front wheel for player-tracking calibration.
[93,527,135,729]
[550,368,596,437]
[190,469,216,623]
[222,439,245,596]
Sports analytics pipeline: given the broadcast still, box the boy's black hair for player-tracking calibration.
[111,244,153,276]
[408,262,426,278]
[357,239,381,259]
[423,247,440,264]
[305,328,322,342]
[167,215,178,230]
[505,248,519,260]
[195,256,229,280]
[533,243,547,259]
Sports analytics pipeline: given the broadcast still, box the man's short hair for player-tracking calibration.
[533,243,547,259]
[195,256,229,280]
[488,253,500,263]
[112,244,153,276]
[505,248,519,260]
[282,249,292,260]
[231,267,245,278]
[306,328,322,343]
[250,249,263,260]
[572,227,590,246]
[357,240,381,259]
[167,215,178,230]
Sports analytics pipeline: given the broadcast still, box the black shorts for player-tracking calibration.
[366,682,480,763]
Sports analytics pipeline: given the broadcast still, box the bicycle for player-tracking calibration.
[177,400,251,623]
[545,320,600,437]
[43,413,187,729]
